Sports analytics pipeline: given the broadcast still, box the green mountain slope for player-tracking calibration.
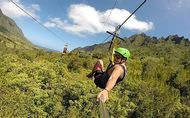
[0,9,38,50]
[73,33,190,53]
[0,9,24,39]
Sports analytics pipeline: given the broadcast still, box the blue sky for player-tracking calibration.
[0,0,189,51]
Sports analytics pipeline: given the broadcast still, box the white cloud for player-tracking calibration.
[167,0,190,9]
[0,0,40,19]
[44,21,56,27]
[175,0,189,8]
[44,4,154,36]
[101,8,154,32]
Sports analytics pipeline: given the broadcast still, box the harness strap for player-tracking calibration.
[105,62,114,72]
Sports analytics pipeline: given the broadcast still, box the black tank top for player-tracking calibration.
[105,64,127,83]
[94,64,127,89]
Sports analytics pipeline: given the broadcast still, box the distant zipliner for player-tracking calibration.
[61,44,68,57]
[87,0,147,104]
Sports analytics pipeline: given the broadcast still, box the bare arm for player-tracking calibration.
[105,65,123,91]
[97,65,123,102]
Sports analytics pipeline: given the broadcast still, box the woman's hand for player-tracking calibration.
[97,89,109,103]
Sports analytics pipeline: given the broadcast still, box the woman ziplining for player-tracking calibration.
[87,47,130,103]
[87,0,147,103]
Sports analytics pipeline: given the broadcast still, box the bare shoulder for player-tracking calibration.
[114,64,124,70]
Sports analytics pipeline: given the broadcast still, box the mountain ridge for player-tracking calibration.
[0,9,39,50]
[72,33,190,53]
[0,9,25,39]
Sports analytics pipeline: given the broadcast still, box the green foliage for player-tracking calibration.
[125,78,182,117]
[0,33,190,117]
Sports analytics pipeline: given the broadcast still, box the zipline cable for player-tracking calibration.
[105,0,118,24]
[8,0,68,44]
[106,0,147,48]
[106,0,147,63]
[100,0,118,43]
[116,0,147,32]
[103,0,147,44]
[102,0,118,32]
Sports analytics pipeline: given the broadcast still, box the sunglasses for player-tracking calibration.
[114,54,122,59]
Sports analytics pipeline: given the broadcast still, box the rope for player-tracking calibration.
[102,0,118,32]
[109,26,120,63]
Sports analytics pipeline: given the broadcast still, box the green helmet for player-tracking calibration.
[115,47,130,59]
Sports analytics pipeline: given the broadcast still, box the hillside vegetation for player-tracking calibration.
[0,9,25,39]
[0,30,190,117]
[0,9,35,50]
